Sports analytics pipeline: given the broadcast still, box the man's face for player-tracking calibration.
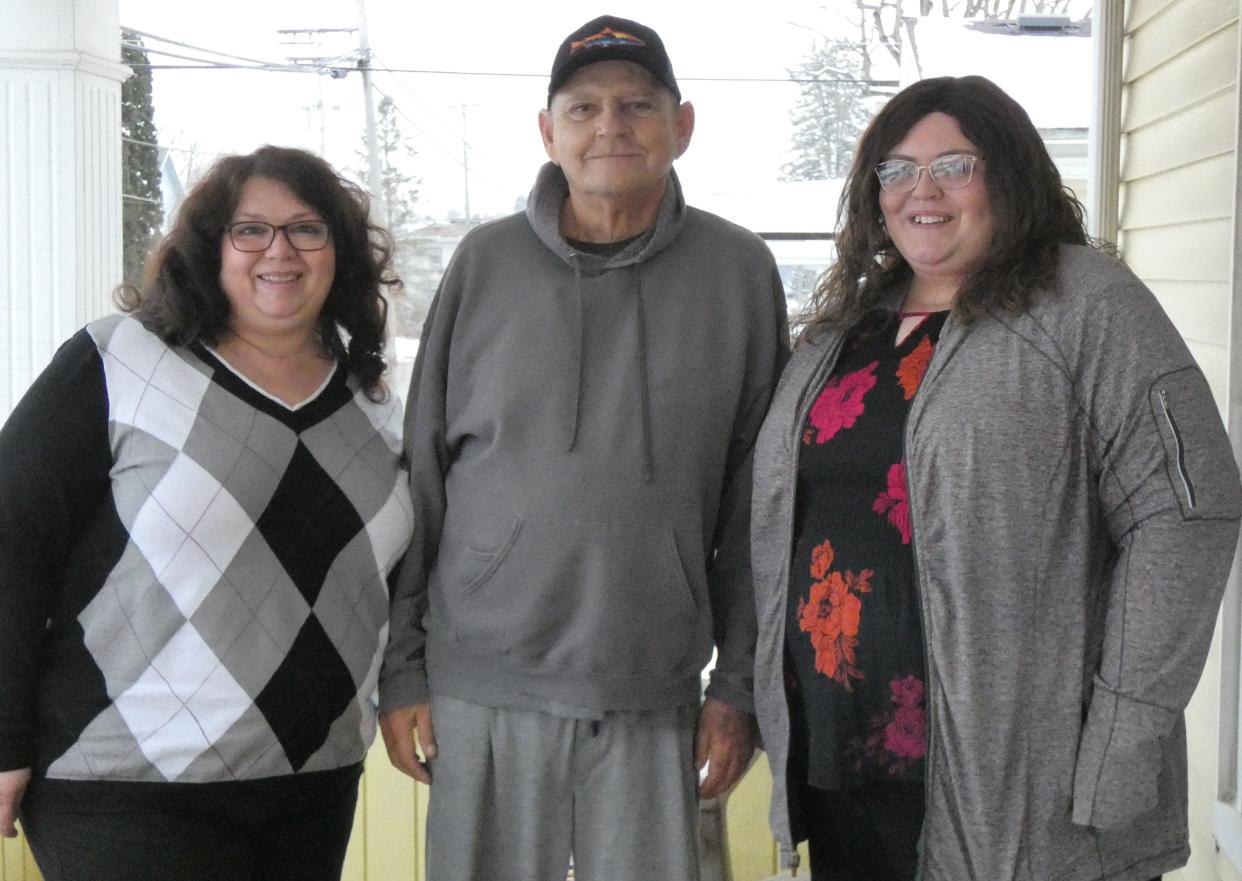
[539,60,694,205]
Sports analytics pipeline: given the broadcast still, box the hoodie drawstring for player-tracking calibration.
[633,265,654,483]
[565,257,585,454]
[563,258,655,483]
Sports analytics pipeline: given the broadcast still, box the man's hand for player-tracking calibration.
[0,767,31,838]
[379,704,436,785]
[695,698,756,799]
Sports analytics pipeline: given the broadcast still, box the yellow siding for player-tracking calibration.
[1122,90,1237,180]
[1128,0,1179,30]
[0,835,40,881]
[1122,0,1239,878]
[1121,218,1233,282]
[1125,0,1236,80]
[1148,281,1231,348]
[1123,26,1236,130]
[1121,154,1234,228]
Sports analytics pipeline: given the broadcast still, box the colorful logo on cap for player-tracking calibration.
[570,26,647,55]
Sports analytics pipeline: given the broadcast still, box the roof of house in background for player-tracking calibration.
[900,15,1093,129]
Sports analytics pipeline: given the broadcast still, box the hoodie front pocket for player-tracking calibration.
[448,515,704,677]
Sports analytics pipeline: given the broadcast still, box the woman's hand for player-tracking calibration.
[0,767,31,837]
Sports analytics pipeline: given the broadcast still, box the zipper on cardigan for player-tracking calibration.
[1158,389,1197,509]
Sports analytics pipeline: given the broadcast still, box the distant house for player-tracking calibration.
[392,221,476,333]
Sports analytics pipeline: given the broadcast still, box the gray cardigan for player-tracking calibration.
[752,245,1242,881]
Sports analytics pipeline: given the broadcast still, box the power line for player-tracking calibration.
[122,136,230,160]
[370,84,503,194]
[121,26,900,86]
[123,28,288,68]
[124,43,306,72]
[372,52,485,157]
[128,62,896,87]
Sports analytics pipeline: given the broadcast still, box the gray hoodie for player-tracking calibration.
[379,162,788,716]
[752,245,1241,880]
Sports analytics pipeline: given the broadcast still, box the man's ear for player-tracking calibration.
[538,108,559,163]
[674,101,695,159]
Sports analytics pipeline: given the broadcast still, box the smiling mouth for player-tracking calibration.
[912,215,950,225]
[257,272,302,283]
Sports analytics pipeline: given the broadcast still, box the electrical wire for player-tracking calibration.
[370,85,506,196]
[123,28,290,68]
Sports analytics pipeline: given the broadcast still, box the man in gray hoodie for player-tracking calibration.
[376,14,789,881]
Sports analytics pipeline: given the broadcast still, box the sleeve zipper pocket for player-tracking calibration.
[1158,388,1197,509]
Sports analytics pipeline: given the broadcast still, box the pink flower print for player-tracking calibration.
[884,675,926,760]
[872,461,911,544]
[885,705,926,760]
[890,674,924,709]
[864,674,927,773]
[805,361,879,444]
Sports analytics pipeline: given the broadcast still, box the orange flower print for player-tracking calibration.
[797,539,872,690]
[873,461,911,545]
[896,335,934,400]
[803,362,878,445]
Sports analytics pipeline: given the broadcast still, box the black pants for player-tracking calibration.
[20,768,360,881]
[802,781,925,881]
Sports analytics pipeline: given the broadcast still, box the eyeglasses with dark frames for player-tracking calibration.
[875,153,982,194]
[227,220,331,252]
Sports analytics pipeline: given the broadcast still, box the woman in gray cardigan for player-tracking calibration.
[751,74,1241,881]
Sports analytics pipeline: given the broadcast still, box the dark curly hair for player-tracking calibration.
[117,145,399,399]
[803,75,1091,337]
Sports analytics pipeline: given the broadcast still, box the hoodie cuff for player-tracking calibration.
[377,668,431,714]
[1071,677,1178,829]
[704,672,754,716]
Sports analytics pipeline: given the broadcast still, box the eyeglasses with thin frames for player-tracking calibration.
[227,220,331,252]
[875,153,982,194]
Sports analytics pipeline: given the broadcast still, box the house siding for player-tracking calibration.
[1121,1,1240,880]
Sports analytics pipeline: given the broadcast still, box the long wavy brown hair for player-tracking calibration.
[117,145,400,399]
[802,75,1090,338]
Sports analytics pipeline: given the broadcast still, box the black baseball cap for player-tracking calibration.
[548,15,680,104]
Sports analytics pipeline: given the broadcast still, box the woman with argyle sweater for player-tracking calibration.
[0,146,412,881]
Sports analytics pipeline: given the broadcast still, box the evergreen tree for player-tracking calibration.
[121,29,163,287]
[783,42,875,181]
[361,95,420,236]
[357,94,424,337]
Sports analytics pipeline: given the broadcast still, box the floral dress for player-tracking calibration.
[785,309,947,793]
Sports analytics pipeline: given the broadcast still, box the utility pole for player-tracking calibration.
[278,27,354,158]
[357,0,386,226]
[456,103,478,223]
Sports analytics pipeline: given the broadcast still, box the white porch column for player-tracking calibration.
[1,0,128,420]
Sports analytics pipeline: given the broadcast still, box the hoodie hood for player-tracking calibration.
[525,161,688,271]
[523,161,688,482]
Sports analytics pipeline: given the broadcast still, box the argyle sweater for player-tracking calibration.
[0,314,413,785]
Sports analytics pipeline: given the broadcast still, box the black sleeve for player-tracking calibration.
[0,330,112,770]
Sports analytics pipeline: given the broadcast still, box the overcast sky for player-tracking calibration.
[118,0,846,221]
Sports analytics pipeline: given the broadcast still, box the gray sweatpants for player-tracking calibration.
[426,694,700,881]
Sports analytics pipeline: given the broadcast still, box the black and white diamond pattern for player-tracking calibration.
[47,316,413,783]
